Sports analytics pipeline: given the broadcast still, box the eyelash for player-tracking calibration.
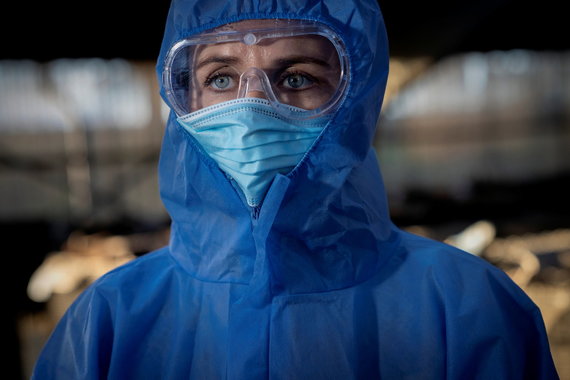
[279,69,318,87]
[202,69,319,89]
[203,71,234,88]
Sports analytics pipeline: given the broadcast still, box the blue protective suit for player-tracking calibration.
[33,0,559,378]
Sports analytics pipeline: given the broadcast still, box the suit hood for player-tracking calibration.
[156,0,395,294]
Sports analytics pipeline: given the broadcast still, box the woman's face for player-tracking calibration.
[189,20,342,111]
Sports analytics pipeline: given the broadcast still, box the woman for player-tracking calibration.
[33,0,558,378]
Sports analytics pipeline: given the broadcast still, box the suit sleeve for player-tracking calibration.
[444,265,559,379]
[31,285,114,380]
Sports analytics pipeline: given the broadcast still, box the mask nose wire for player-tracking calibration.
[237,67,279,103]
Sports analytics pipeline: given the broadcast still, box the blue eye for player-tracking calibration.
[283,73,314,89]
[211,75,232,89]
[205,73,234,90]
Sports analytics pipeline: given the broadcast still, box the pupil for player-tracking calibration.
[215,77,228,88]
[288,75,304,88]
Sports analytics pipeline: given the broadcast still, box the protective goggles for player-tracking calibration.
[162,19,349,120]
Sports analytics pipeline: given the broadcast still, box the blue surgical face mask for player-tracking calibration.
[177,98,330,207]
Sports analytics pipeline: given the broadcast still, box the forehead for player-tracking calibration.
[193,19,341,68]
[196,35,336,59]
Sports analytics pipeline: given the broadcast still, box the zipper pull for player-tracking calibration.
[251,205,261,220]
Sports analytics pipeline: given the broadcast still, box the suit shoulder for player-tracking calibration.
[396,229,539,313]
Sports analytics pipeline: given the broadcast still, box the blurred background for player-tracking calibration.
[2,0,569,378]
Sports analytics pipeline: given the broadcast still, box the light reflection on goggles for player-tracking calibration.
[163,20,349,120]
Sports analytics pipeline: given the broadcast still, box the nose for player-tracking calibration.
[245,90,267,100]
[238,68,270,100]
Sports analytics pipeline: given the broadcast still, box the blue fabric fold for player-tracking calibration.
[32,0,559,378]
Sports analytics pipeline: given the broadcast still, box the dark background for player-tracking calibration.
[2,0,569,61]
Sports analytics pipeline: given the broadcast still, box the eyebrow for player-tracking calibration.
[195,55,333,70]
[276,56,333,69]
[195,56,240,70]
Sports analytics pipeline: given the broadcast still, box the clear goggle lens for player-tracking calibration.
[163,20,349,120]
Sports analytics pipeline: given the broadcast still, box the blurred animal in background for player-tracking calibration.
[19,228,168,377]
[27,228,169,322]
[444,220,496,257]
[406,220,570,290]
[485,228,570,288]
[27,231,135,323]
[28,232,133,302]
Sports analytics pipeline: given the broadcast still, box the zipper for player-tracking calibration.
[251,205,261,220]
